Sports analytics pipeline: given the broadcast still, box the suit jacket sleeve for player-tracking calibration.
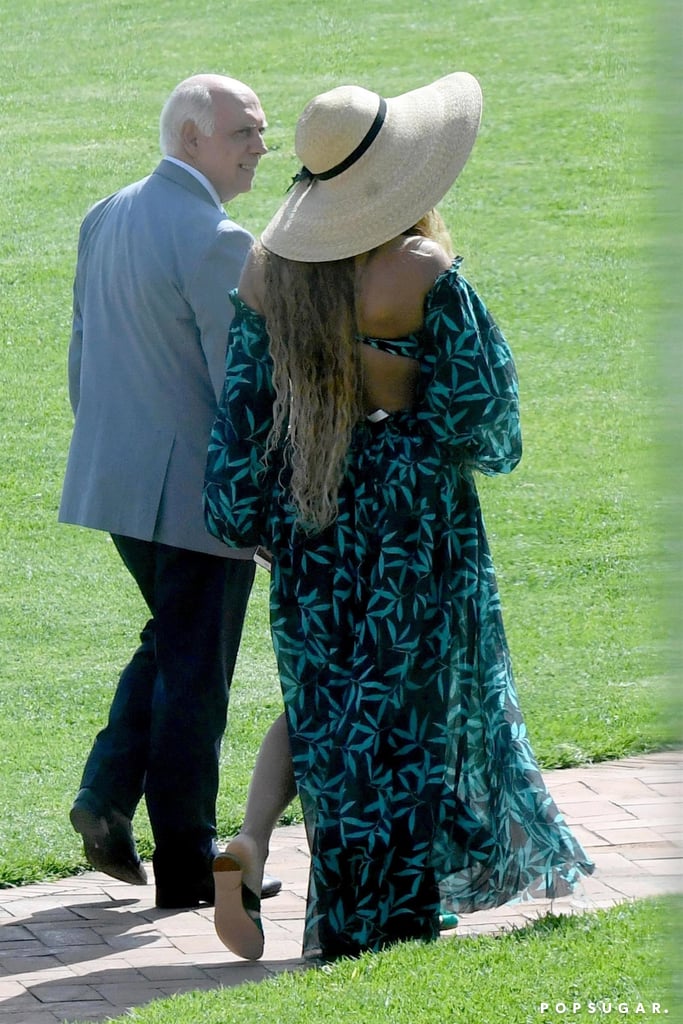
[188,223,254,403]
[68,282,83,415]
[67,210,94,415]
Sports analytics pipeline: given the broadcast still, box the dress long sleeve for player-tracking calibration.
[417,264,522,475]
[204,294,275,549]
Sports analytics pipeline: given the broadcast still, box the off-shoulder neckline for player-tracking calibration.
[230,258,463,330]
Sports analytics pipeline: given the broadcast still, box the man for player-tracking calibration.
[59,73,280,908]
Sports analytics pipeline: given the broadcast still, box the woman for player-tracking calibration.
[204,72,594,962]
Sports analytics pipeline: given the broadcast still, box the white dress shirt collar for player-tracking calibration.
[162,156,224,211]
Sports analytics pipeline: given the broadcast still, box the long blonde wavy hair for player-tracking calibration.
[260,209,453,532]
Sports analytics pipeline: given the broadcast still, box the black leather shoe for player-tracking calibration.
[261,873,282,899]
[70,789,147,886]
[155,871,282,908]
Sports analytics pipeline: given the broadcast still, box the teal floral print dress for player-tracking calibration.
[204,260,594,961]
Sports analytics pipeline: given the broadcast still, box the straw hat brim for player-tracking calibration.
[261,72,482,263]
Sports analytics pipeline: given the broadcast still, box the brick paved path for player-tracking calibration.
[1,751,681,1023]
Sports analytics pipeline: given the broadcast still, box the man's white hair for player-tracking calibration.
[159,78,216,156]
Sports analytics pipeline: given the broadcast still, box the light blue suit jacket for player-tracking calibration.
[59,160,253,557]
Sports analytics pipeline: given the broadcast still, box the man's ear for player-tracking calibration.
[180,119,200,158]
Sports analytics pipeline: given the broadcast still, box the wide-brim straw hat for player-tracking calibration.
[261,71,482,262]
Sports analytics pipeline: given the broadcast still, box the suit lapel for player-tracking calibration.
[153,160,222,209]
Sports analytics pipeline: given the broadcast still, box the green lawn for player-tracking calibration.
[74,899,679,1024]
[0,0,680,1017]
[0,0,674,888]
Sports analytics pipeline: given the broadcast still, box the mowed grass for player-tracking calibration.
[71,899,680,1024]
[1,0,681,1020]
[0,0,678,978]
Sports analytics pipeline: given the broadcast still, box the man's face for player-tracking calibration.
[193,87,267,202]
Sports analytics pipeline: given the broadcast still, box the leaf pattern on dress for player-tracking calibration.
[204,261,594,961]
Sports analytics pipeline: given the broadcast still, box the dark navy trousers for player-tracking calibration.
[79,535,255,886]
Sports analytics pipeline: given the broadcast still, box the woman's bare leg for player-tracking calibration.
[224,712,296,894]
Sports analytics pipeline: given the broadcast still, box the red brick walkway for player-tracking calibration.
[1,752,681,1023]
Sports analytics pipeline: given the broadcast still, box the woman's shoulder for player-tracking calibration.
[357,236,453,338]
[236,245,268,314]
